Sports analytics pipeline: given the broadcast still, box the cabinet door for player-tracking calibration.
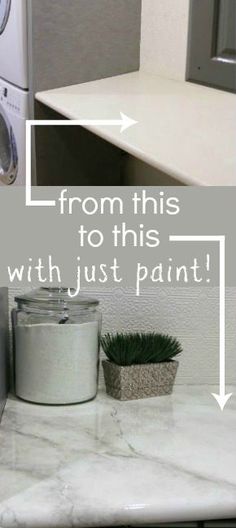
[0,288,8,421]
[187,0,236,92]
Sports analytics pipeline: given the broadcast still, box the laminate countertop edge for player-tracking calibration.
[35,71,236,187]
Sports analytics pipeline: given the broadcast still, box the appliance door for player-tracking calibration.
[0,0,11,35]
[0,105,18,185]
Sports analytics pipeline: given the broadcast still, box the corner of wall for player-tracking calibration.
[140,0,190,82]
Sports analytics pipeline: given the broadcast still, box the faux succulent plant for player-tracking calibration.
[101,333,182,367]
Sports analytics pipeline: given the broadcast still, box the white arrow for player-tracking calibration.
[169,235,233,412]
[27,112,138,134]
[26,113,138,206]
[211,236,232,411]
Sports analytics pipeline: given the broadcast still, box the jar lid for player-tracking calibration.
[15,288,99,309]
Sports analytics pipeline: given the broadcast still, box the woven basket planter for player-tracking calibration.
[102,360,179,401]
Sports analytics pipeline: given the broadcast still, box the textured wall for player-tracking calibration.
[0,289,8,419]
[140,0,190,81]
[30,0,142,92]
[9,286,236,388]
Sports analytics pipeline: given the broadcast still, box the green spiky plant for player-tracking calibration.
[101,333,182,367]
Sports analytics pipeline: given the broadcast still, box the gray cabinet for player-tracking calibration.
[187,0,236,92]
[0,288,8,421]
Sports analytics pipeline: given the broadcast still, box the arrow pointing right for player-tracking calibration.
[27,112,138,135]
[25,113,138,206]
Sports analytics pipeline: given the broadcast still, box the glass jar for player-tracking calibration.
[12,288,102,405]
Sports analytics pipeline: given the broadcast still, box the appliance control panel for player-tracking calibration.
[0,86,21,115]
[0,84,22,116]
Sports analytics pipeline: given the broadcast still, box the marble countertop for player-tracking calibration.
[35,71,236,186]
[0,386,236,527]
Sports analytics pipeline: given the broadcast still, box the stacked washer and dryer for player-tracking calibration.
[0,0,29,185]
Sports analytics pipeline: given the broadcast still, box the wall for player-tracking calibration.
[29,0,141,184]
[140,0,190,81]
[0,288,8,420]
[8,286,236,388]
[29,0,142,93]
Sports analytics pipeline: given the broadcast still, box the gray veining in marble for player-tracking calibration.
[0,387,236,527]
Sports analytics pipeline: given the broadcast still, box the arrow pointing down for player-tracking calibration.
[169,235,233,412]
[211,236,232,411]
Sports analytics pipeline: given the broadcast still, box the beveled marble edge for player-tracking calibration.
[0,386,236,527]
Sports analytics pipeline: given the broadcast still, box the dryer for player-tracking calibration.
[0,0,28,89]
[0,78,29,185]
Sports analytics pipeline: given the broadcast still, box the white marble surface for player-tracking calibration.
[36,72,236,186]
[0,387,236,527]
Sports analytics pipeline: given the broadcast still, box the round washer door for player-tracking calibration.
[0,0,11,35]
[0,106,18,185]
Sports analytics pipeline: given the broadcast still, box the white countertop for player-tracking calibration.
[0,386,236,527]
[36,72,236,186]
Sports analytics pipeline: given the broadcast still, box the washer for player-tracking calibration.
[0,0,28,89]
[0,78,29,186]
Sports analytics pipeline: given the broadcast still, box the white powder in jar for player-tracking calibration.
[15,322,99,405]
